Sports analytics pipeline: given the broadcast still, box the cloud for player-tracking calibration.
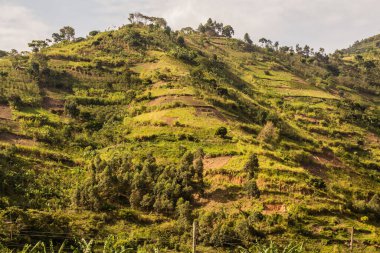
[1,0,380,52]
[0,3,49,51]
[93,0,380,52]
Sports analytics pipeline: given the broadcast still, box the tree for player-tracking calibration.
[52,26,75,43]
[28,40,48,53]
[246,179,260,198]
[367,194,380,214]
[198,24,206,33]
[0,50,7,58]
[274,41,279,50]
[244,33,253,45]
[222,25,234,38]
[52,33,63,43]
[28,53,48,80]
[243,154,259,179]
[215,126,227,138]
[176,198,192,228]
[177,36,185,46]
[60,26,75,41]
[89,30,100,37]
[193,148,205,193]
[259,38,267,47]
[257,121,279,143]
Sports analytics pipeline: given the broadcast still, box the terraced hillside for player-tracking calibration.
[0,18,379,252]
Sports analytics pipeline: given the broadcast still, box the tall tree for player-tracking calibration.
[222,25,234,38]
[244,33,253,45]
[60,26,75,41]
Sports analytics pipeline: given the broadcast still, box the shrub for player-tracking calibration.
[307,177,326,190]
[215,126,228,138]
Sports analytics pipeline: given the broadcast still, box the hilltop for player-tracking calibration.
[0,14,379,252]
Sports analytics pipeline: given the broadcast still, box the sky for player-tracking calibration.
[0,0,379,52]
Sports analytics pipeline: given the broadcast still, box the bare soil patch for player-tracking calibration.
[162,116,179,125]
[203,156,232,170]
[263,204,287,215]
[0,132,36,146]
[366,133,380,146]
[0,105,12,120]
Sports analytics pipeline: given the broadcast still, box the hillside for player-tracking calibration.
[345,34,380,54]
[0,16,379,252]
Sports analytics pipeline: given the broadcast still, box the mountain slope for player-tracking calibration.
[0,21,379,252]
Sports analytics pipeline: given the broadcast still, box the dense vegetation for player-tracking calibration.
[0,13,379,252]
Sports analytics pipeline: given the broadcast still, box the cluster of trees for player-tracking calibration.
[128,12,168,29]
[27,26,76,53]
[74,150,205,214]
[198,18,235,38]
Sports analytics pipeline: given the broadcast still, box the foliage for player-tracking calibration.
[215,126,228,138]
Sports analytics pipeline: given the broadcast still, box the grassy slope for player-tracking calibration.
[0,25,379,252]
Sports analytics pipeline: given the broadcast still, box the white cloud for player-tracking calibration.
[0,3,49,51]
[93,0,380,52]
[1,0,380,52]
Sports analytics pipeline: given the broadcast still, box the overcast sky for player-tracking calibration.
[1,0,379,52]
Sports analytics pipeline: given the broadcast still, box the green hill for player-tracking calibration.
[0,15,379,252]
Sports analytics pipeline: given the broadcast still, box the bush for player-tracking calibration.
[307,177,326,190]
[215,126,227,138]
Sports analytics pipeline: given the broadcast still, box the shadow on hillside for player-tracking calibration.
[204,186,242,204]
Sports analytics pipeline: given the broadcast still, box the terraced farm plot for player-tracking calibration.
[147,95,207,107]
[0,105,12,119]
[0,132,36,146]
[273,87,338,99]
